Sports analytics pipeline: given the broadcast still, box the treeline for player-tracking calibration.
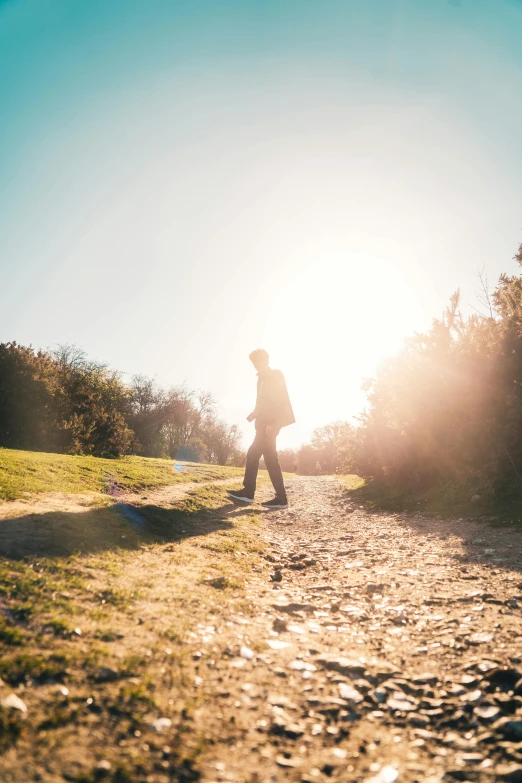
[0,343,242,464]
[275,422,355,475]
[307,241,522,504]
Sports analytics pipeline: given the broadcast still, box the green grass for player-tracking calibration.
[0,479,269,775]
[337,474,366,492]
[0,651,72,685]
[337,473,522,523]
[0,619,26,646]
[0,447,242,501]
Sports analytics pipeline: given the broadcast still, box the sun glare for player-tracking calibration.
[263,254,426,442]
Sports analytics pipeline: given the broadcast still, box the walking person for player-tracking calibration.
[228,349,295,509]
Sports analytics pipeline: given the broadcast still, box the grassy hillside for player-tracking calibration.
[0,448,243,501]
[0,478,268,779]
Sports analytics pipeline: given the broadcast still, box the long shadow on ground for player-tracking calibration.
[0,500,254,560]
[336,483,522,578]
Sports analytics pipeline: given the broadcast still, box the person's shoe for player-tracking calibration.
[261,497,288,510]
[227,489,254,504]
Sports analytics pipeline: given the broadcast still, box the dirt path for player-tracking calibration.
[0,477,241,520]
[190,476,522,782]
[2,475,522,782]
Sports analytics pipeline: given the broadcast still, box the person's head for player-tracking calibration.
[249,348,269,373]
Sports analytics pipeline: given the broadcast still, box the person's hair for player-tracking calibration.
[249,348,269,364]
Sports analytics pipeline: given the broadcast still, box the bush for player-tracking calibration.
[337,241,522,503]
[0,343,241,464]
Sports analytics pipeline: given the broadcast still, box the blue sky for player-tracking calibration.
[1,0,522,447]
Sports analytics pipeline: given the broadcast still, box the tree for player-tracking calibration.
[202,419,242,465]
[311,421,355,473]
[0,341,253,467]
[129,375,169,457]
[0,343,59,451]
[52,345,134,457]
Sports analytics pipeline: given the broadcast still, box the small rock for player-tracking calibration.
[413,728,436,740]
[366,766,399,783]
[469,632,493,644]
[276,755,301,768]
[456,752,484,764]
[271,571,283,583]
[476,660,498,672]
[290,660,317,672]
[447,684,466,697]
[1,693,27,713]
[338,683,364,703]
[474,704,500,721]
[240,646,254,660]
[461,674,479,686]
[387,693,418,712]
[151,718,172,732]
[96,760,112,773]
[460,689,483,705]
[266,639,291,649]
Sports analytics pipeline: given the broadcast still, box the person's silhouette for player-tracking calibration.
[228,349,295,509]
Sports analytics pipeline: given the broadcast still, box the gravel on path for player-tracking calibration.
[193,475,522,783]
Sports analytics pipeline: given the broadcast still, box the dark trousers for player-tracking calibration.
[243,428,286,499]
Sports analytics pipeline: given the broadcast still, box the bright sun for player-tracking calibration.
[262,253,426,446]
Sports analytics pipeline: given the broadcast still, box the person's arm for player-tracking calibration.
[246,410,256,423]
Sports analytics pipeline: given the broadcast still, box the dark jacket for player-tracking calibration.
[250,368,295,431]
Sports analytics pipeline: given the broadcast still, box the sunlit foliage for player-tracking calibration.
[0,344,242,463]
[343,241,522,502]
